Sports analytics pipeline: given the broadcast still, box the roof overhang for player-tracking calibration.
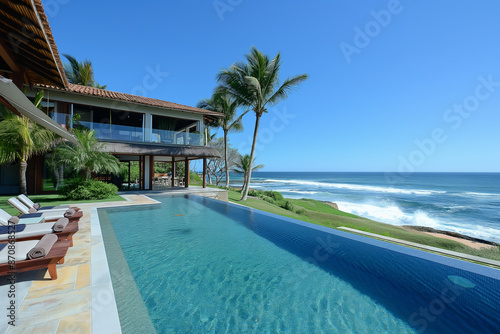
[101,141,221,160]
[0,75,78,144]
[0,0,67,88]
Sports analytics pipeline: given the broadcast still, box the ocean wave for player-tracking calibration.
[264,179,445,196]
[335,201,500,243]
[457,192,500,199]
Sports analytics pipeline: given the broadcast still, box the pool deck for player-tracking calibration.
[0,194,156,333]
[0,187,228,333]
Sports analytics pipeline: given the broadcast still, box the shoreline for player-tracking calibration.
[319,200,498,248]
[402,225,499,247]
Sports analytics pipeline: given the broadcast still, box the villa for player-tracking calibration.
[0,0,223,195]
[1,1,499,334]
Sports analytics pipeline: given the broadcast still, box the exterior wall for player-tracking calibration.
[25,88,206,143]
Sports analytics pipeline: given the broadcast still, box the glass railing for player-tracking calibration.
[75,121,144,142]
[151,129,203,146]
[71,122,204,146]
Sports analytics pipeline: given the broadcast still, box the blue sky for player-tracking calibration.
[47,0,500,172]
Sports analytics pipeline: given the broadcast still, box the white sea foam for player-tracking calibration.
[264,179,444,196]
[335,201,407,224]
[335,201,500,243]
[459,192,500,199]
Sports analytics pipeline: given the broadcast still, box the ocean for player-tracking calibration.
[228,172,500,243]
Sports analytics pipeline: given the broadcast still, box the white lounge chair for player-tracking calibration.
[0,209,45,225]
[17,194,70,211]
[8,198,70,220]
[0,220,72,242]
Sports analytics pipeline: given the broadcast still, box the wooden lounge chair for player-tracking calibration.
[0,221,79,246]
[0,239,71,280]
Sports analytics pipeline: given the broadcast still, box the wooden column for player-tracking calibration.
[138,156,142,190]
[128,161,131,190]
[184,157,189,188]
[202,158,207,188]
[149,155,155,190]
[171,158,176,188]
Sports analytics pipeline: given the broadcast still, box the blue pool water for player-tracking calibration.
[99,195,500,334]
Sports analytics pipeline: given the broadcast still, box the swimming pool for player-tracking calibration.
[98,195,500,333]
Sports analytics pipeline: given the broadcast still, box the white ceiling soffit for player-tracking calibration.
[0,76,78,144]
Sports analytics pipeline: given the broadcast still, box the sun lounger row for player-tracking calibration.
[0,195,83,280]
[8,196,80,219]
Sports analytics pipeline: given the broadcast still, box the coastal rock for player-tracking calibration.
[322,201,338,210]
[403,225,499,247]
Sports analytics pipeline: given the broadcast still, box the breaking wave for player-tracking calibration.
[335,201,500,242]
[264,179,445,196]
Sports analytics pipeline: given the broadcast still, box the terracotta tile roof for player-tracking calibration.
[35,83,224,119]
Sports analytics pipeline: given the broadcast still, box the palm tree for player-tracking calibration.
[0,94,58,194]
[63,54,107,89]
[197,88,248,187]
[54,129,120,180]
[233,154,264,194]
[217,47,308,200]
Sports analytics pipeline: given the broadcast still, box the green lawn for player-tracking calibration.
[224,188,500,262]
[0,194,125,216]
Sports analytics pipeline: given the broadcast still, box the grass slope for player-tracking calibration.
[224,189,500,262]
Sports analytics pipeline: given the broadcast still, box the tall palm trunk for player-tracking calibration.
[19,160,28,195]
[241,113,261,201]
[224,129,230,188]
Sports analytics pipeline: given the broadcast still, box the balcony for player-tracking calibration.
[78,121,144,142]
[69,104,204,146]
[74,122,204,146]
[151,129,203,146]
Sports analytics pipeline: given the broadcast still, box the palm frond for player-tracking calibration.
[265,73,309,107]
[63,54,106,89]
[33,90,44,110]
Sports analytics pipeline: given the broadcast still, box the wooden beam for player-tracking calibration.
[0,39,20,72]
[203,158,207,188]
[184,157,189,188]
[0,95,21,116]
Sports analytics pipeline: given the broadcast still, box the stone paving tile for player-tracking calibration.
[75,264,90,290]
[57,310,91,334]
[6,318,59,334]
[8,194,160,334]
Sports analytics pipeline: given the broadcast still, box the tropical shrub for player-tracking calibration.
[264,190,284,201]
[282,200,295,212]
[248,189,263,197]
[59,178,117,200]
